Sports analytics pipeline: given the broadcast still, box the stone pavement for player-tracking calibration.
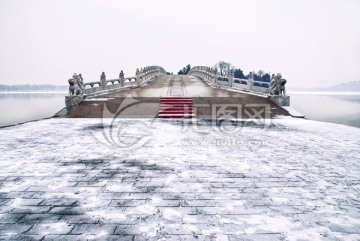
[0,118,359,241]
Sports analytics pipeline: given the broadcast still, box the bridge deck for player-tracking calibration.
[63,75,289,118]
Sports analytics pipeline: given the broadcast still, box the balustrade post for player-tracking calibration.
[119,70,125,87]
[229,69,234,87]
[136,68,142,86]
[214,68,218,84]
[100,72,107,90]
[247,72,254,92]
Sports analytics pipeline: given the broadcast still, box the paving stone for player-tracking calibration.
[327,223,360,234]
[159,224,201,235]
[0,214,25,224]
[152,200,181,207]
[76,181,108,187]
[0,185,29,192]
[182,200,216,207]
[18,214,62,224]
[114,225,156,236]
[0,224,33,235]
[39,198,78,207]
[27,192,47,199]
[0,206,14,214]
[0,199,10,206]
[10,207,51,214]
[134,235,207,241]
[182,214,221,224]
[25,186,51,192]
[156,193,196,200]
[70,224,116,235]
[60,215,99,224]
[31,192,78,199]
[135,182,165,188]
[0,234,44,241]
[195,193,261,200]
[43,234,134,241]
[7,198,44,206]
[0,177,8,182]
[27,222,74,235]
[48,207,85,215]
[103,235,134,241]
[71,224,116,235]
[194,207,265,215]
[228,233,286,241]
[0,192,37,199]
[109,199,147,207]
[42,234,88,241]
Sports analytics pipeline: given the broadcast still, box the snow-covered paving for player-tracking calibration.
[0,117,359,240]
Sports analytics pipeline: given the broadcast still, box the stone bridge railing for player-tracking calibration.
[82,75,137,95]
[83,66,166,95]
[66,66,166,106]
[188,66,270,94]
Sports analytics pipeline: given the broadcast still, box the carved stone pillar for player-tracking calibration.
[100,72,107,90]
[229,69,234,87]
[247,72,254,92]
[135,68,141,86]
[119,70,125,87]
[214,68,218,85]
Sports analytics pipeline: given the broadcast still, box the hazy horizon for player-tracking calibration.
[1,0,360,89]
[0,79,359,90]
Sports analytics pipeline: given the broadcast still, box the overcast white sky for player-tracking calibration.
[0,0,359,88]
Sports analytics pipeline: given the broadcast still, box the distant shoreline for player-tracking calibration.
[0,91,67,94]
[1,91,359,96]
[287,91,360,96]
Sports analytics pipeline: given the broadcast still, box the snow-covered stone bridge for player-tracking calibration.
[62,66,293,119]
[0,67,359,240]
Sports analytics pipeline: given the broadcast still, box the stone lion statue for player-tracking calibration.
[68,73,84,96]
[279,78,287,96]
[270,73,286,96]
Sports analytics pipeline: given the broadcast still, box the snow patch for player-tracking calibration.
[106,183,134,192]
[163,208,182,220]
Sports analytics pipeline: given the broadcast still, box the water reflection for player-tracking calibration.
[0,93,66,127]
[0,93,66,100]
[290,93,360,128]
[331,95,360,104]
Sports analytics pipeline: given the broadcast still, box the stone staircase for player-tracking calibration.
[158,97,195,118]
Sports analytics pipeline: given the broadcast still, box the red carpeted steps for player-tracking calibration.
[158,97,195,118]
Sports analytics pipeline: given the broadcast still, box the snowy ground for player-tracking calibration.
[0,117,359,241]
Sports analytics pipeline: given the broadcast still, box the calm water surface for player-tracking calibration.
[0,93,66,127]
[290,93,360,128]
